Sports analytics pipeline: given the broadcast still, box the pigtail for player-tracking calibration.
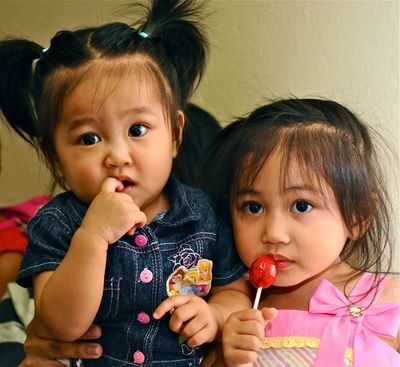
[0,39,43,144]
[132,0,209,105]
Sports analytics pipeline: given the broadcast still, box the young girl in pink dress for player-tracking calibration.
[200,98,400,366]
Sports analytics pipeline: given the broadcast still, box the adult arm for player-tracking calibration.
[19,316,103,367]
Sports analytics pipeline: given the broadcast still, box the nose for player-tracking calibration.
[104,140,132,168]
[261,211,290,245]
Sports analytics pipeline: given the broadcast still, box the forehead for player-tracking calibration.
[241,148,327,191]
[46,55,170,123]
[67,59,162,105]
[65,70,160,113]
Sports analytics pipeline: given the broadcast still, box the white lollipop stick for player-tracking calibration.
[253,287,262,309]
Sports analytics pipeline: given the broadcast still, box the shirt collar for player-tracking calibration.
[152,174,201,227]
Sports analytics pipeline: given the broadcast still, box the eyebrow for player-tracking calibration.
[235,188,259,198]
[65,106,156,132]
[235,185,319,197]
[65,118,95,132]
[125,106,156,115]
[285,185,318,193]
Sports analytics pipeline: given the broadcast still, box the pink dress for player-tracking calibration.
[256,273,400,367]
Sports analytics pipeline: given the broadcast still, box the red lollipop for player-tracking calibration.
[249,255,276,309]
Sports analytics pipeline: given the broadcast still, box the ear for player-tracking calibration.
[348,220,369,241]
[348,193,379,240]
[172,110,185,158]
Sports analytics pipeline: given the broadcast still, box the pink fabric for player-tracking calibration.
[0,196,50,253]
[0,195,50,230]
[265,273,400,367]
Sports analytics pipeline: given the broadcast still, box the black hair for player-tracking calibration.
[174,103,221,186]
[199,98,395,293]
[0,0,208,190]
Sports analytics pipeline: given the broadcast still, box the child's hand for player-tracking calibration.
[222,307,277,367]
[80,177,147,245]
[153,295,219,347]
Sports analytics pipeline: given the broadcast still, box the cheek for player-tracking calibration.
[231,210,259,265]
[148,135,175,162]
[300,238,343,271]
[55,153,78,181]
[236,248,253,269]
[233,226,255,268]
[62,159,99,188]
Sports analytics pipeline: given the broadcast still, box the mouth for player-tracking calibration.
[121,180,133,188]
[270,254,294,270]
[115,176,134,192]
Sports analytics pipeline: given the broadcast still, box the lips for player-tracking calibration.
[270,254,294,270]
[121,180,133,188]
[114,176,134,193]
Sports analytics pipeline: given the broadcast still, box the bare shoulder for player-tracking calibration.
[378,278,400,352]
[378,276,400,304]
[378,276,400,352]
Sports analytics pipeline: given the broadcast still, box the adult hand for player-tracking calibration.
[18,319,103,367]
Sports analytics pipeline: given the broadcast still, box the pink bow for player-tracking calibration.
[309,279,399,367]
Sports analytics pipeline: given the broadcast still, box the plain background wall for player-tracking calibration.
[0,1,398,269]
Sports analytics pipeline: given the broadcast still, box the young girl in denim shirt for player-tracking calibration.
[0,1,250,366]
[200,98,400,366]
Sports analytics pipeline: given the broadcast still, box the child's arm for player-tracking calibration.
[34,178,146,341]
[153,276,252,347]
[33,228,108,341]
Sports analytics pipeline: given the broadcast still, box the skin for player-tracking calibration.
[232,149,351,293]
[0,251,23,298]
[0,137,24,299]
[54,70,177,221]
[221,149,400,366]
[18,318,103,367]
[32,63,250,350]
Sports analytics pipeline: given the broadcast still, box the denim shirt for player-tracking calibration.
[17,175,246,367]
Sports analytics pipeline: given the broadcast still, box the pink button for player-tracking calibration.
[140,268,153,283]
[134,234,148,247]
[133,350,145,364]
[137,312,150,324]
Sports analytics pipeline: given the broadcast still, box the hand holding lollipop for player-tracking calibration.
[249,255,276,309]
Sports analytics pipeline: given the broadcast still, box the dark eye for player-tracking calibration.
[292,201,312,213]
[243,201,264,214]
[80,133,101,146]
[129,124,148,137]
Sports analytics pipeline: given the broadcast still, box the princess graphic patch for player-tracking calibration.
[166,258,213,297]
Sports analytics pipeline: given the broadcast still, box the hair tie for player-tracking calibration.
[138,31,149,39]
[39,47,49,61]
